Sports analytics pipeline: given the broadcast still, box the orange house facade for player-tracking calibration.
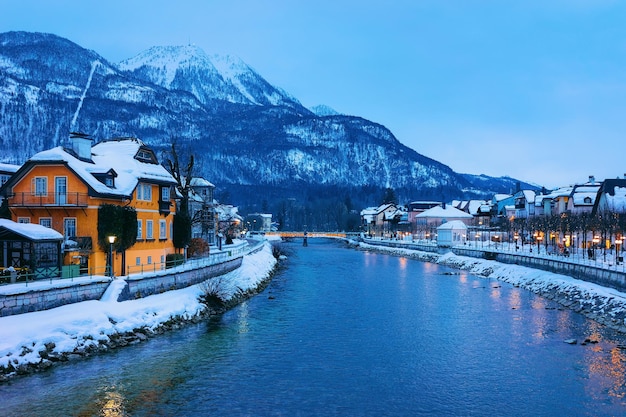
[0,135,178,277]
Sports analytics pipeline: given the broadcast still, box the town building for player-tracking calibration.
[188,177,217,245]
[246,213,273,233]
[0,134,178,277]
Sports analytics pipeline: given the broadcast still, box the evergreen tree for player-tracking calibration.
[381,188,398,205]
[0,199,10,219]
[97,204,138,273]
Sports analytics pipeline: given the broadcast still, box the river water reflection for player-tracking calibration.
[2,238,626,416]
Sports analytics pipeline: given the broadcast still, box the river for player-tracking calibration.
[2,238,626,416]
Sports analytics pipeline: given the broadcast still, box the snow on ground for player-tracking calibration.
[0,242,276,372]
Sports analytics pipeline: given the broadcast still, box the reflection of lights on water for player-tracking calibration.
[583,344,626,401]
[398,257,407,270]
[238,301,250,334]
[508,289,521,310]
[99,388,126,417]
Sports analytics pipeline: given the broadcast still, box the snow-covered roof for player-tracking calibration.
[190,177,215,187]
[571,183,600,206]
[216,204,242,221]
[437,220,468,230]
[415,205,473,219]
[28,138,176,197]
[603,186,626,212]
[520,190,536,203]
[360,207,378,216]
[543,186,573,200]
[467,200,486,215]
[493,194,512,202]
[0,219,63,241]
[0,163,20,173]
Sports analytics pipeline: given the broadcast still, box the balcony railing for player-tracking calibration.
[8,192,89,208]
[158,200,172,214]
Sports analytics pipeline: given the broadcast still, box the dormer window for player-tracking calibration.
[584,196,592,204]
[92,170,117,188]
[135,147,157,164]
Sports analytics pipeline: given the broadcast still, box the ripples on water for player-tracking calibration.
[2,239,626,416]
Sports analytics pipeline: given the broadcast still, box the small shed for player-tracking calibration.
[0,219,63,280]
[437,220,468,247]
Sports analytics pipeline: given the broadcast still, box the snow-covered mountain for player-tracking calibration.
[0,31,536,210]
[310,104,341,116]
[118,45,304,110]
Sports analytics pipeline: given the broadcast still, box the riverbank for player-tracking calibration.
[352,240,626,335]
[0,241,278,382]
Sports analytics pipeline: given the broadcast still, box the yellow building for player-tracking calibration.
[0,134,178,277]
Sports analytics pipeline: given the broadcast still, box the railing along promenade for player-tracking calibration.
[360,237,626,293]
[0,240,258,286]
[0,239,265,316]
[267,231,347,239]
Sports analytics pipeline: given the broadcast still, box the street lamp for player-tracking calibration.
[537,234,543,254]
[108,235,116,277]
[592,236,600,262]
[615,237,623,265]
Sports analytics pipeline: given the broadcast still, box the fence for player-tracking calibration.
[0,241,252,285]
[361,237,626,293]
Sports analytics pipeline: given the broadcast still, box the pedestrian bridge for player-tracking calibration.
[267,232,348,239]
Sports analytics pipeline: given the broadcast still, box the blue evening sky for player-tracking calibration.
[2,0,626,188]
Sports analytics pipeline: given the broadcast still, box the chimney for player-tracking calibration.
[69,132,92,160]
[589,175,595,184]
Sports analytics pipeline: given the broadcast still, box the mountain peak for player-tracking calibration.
[119,44,215,88]
[118,44,303,109]
[310,104,341,116]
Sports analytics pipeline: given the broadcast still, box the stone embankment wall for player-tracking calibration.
[0,240,256,317]
[0,280,111,317]
[362,238,626,293]
[117,258,242,301]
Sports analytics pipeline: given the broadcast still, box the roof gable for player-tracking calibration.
[15,138,176,198]
[415,205,473,219]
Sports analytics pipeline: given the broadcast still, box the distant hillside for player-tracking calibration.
[0,31,539,226]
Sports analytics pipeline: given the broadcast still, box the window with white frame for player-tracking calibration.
[64,218,77,240]
[147,256,152,265]
[39,218,52,228]
[161,186,170,202]
[159,219,166,239]
[146,220,154,239]
[137,183,152,201]
[137,220,143,239]
[32,177,47,196]
[17,217,30,224]
[135,257,141,266]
